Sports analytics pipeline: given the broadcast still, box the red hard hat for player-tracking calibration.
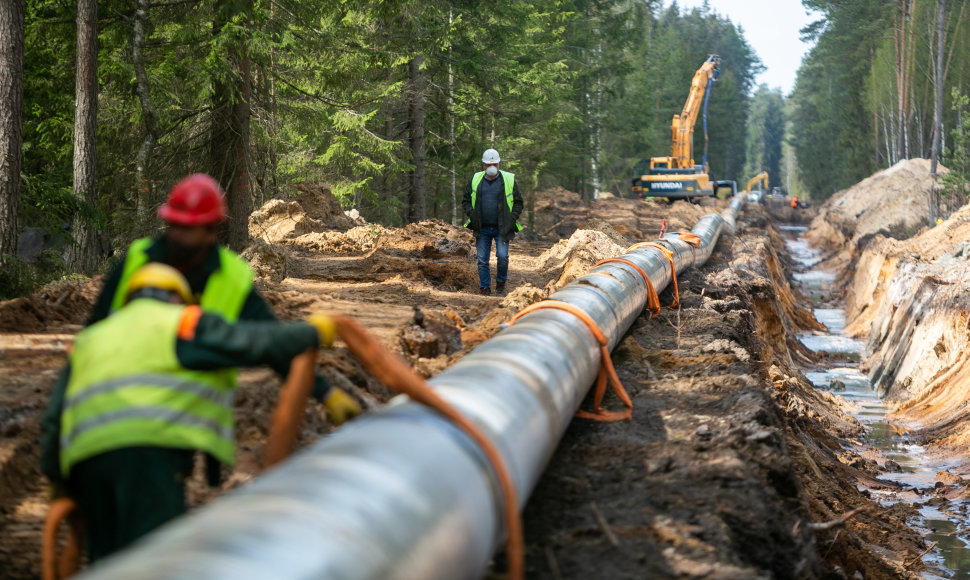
[158,174,227,226]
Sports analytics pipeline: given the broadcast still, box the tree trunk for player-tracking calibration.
[70,0,98,273]
[210,0,252,251]
[448,8,457,226]
[408,55,426,222]
[133,0,161,235]
[0,0,24,264]
[930,0,946,224]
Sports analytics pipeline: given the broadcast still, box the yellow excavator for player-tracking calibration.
[743,171,769,201]
[632,55,721,201]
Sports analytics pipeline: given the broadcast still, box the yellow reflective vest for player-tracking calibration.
[59,299,236,476]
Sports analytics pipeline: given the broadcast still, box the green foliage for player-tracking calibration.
[744,86,784,187]
[15,0,766,288]
[940,88,970,203]
[0,251,69,300]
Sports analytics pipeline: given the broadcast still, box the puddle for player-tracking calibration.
[780,225,970,579]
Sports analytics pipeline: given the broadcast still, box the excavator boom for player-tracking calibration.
[671,55,720,170]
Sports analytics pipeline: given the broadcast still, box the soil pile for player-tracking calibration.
[293,182,356,230]
[0,279,98,333]
[806,158,942,271]
[530,187,708,240]
[249,182,358,245]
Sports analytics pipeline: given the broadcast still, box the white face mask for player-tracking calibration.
[485,166,498,177]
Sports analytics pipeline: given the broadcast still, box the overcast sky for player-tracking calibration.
[667,0,821,95]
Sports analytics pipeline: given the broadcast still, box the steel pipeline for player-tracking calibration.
[79,197,745,580]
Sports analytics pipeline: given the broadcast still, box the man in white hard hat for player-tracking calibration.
[462,148,524,296]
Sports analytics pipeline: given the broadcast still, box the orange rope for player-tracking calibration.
[42,497,82,580]
[262,349,319,470]
[330,314,525,580]
[509,301,633,423]
[626,242,680,309]
[594,258,661,316]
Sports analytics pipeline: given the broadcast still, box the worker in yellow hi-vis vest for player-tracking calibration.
[40,263,361,563]
[462,149,524,297]
[85,174,326,485]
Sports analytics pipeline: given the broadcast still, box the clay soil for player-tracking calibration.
[0,186,929,579]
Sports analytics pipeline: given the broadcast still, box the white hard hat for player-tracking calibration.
[482,149,501,164]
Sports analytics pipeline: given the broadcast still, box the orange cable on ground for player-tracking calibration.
[330,314,525,580]
[509,301,633,423]
[626,242,680,309]
[42,497,82,580]
[593,258,661,316]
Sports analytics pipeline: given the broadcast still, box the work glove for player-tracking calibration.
[306,313,338,348]
[324,388,362,426]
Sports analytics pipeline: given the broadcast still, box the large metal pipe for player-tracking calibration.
[80,199,745,580]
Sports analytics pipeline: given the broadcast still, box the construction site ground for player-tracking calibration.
[0,175,955,579]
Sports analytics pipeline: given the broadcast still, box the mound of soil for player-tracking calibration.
[0,279,98,333]
[806,159,942,268]
[290,225,390,254]
[249,199,323,243]
[293,182,355,230]
[249,183,360,245]
[530,187,710,240]
[240,239,290,281]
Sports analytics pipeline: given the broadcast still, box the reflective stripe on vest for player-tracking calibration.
[111,238,254,322]
[60,300,236,476]
[465,170,522,231]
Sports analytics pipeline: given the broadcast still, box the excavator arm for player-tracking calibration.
[743,171,769,193]
[669,55,720,170]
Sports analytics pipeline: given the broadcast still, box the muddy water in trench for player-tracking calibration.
[780,225,970,579]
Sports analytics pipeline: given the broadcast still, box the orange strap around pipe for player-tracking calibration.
[262,348,319,470]
[594,258,661,316]
[625,242,680,310]
[509,301,633,423]
[677,231,701,248]
[329,314,525,580]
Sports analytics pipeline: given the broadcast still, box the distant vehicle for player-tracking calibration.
[715,180,737,200]
[742,171,769,203]
[632,55,720,202]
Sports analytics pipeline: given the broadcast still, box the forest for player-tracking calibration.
[0,0,767,298]
[791,0,970,205]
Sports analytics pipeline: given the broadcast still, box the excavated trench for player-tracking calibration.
[783,223,970,579]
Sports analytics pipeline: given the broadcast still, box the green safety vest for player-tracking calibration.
[465,170,523,231]
[110,237,253,322]
[59,299,236,476]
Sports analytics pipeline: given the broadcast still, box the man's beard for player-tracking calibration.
[167,239,205,266]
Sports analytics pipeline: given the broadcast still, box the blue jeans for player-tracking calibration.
[476,226,509,289]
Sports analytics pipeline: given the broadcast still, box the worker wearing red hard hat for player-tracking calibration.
[84,174,359,482]
[88,174,252,324]
[41,263,357,563]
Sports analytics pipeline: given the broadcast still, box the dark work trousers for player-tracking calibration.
[69,446,194,562]
[476,226,509,289]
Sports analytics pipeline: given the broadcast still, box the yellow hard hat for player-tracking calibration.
[125,262,194,304]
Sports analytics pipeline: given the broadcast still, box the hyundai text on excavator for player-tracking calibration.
[632,55,722,201]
